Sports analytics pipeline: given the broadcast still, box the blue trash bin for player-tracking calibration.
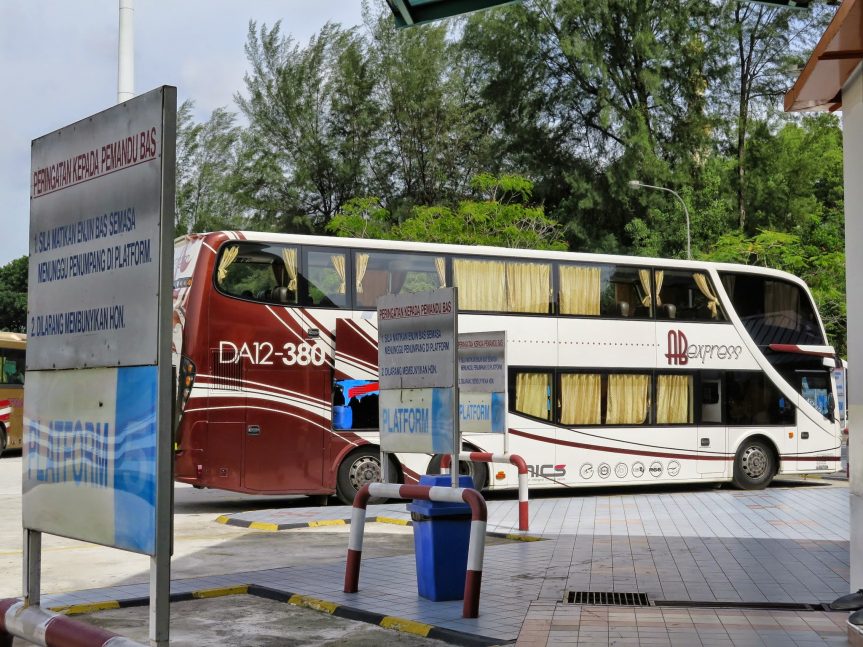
[407,474,475,601]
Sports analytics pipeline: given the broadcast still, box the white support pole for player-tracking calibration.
[117,0,135,103]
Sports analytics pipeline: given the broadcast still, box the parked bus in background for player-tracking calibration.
[0,332,26,457]
[172,232,842,504]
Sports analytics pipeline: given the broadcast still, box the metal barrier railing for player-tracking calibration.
[343,482,487,618]
[0,598,145,647]
[441,452,529,531]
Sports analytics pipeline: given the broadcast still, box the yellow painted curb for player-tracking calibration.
[375,516,410,526]
[192,585,249,599]
[288,594,338,614]
[53,601,120,616]
[380,616,433,636]
[308,519,346,527]
[216,515,231,525]
[248,521,280,532]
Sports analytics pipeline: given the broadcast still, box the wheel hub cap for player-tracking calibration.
[741,446,768,479]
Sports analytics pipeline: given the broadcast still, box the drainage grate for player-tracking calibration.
[563,591,650,607]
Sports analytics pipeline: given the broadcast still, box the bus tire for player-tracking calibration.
[0,425,6,458]
[732,439,774,490]
[426,454,489,491]
[336,448,397,506]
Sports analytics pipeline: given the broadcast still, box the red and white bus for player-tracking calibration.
[172,231,842,504]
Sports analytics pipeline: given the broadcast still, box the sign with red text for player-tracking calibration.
[28,87,169,370]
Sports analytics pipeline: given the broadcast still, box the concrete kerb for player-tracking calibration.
[5,585,507,647]
[216,512,544,541]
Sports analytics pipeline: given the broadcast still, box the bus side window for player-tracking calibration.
[304,250,348,308]
[512,371,552,420]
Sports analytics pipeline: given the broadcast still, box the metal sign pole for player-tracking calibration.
[149,86,176,647]
[451,288,459,488]
[23,529,41,608]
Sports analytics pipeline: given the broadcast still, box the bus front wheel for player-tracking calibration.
[336,448,397,506]
[732,439,774,490]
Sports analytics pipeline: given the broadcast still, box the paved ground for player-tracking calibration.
[2,474,851,646]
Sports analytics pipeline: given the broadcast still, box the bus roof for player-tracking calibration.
[180,231,811,290]
[0,332,26,349]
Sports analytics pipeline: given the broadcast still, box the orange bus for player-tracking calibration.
[0,332,25,456]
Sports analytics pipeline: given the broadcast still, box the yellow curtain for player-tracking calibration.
[355,253,369,294]
[657,375,692,424]
[507,262,551,313]
[281,248,298,291]
[435,257,446,287]
[638,269,652,308]
[606,374,649,425]
[559,266,601,315]
[560,374,601,425]
[654,270,664,306]
[515,373,551,420]
[217,245,239,283]
[453,259,505,311]
[693,273,719,319]
[331,255,346,294]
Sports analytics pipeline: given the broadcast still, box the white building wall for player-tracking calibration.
[843,63,863,590]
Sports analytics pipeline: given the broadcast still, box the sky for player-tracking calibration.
[0,0,366,267]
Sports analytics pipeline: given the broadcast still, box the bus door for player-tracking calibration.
[241,336,328,493]
[205,346,246,491]
[796,369,835,471]
[697,372,727,474]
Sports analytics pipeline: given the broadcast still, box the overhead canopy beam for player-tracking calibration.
[385,0,520,28]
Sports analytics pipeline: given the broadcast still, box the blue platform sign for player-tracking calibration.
[23,365,158,554]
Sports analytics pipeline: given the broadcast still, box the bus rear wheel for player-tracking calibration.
[427,453,489,491]
[0,426,6,458]
[336,448,397,506]
[732,439,774,490]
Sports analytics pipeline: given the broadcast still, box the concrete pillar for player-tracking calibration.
[844,63,863,590]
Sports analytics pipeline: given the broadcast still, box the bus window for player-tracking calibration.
[0,351,24,385]
[719,273,824,346]
[304,250,348,308]
[354,252,446,308]
[799,371,833,419]
[513,371,552,420]
[656,374,694,424]
[606,373,650,425]
[454,258,551,313]
[557,371,651,425]
[726,371,795,425]
[559,373,601,424]
[333,379,379,429]
[559,264,650,318]
[656,270,725,322]
[215,242,298,305]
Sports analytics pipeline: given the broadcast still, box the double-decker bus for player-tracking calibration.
[0,332,26,457]
[172,232,841,504]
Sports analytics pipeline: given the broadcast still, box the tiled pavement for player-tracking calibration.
[40,481,853,645]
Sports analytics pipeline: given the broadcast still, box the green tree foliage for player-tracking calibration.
[237,21,379,230]
[176,101,245,234]
[0,256,28,333]
[328,174,566,250]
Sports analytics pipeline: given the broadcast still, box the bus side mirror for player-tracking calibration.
[828,393,836,423]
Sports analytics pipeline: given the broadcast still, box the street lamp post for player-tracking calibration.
[628,180,691,260]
